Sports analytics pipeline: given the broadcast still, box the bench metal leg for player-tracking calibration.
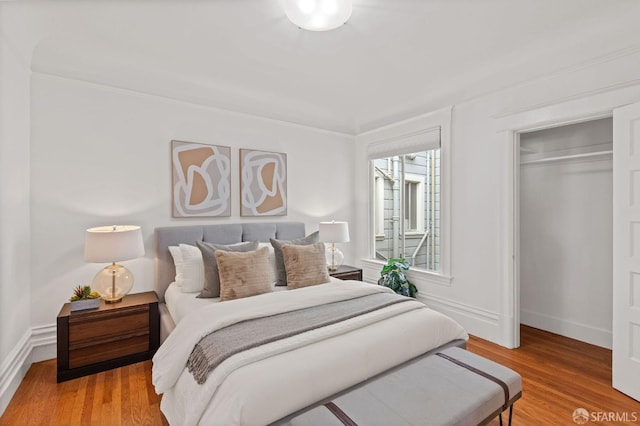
[499,404,514,426]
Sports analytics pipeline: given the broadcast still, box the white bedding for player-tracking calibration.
[164,283,217,324]
[153,281,468,426]
[164,280,293,324]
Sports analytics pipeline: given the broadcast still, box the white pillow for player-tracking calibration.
[168,246,184,287]
[258,242,278,286]
[179,244,205,293]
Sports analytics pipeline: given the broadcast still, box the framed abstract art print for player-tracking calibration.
[171,140,231,217]
[240,149,287,217]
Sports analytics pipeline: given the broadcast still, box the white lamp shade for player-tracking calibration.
[319,221,350,243]
[84,225,145,263]
[284,0,353,31]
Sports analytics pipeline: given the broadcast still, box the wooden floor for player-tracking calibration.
[1,326,639,425]
[472,327,640,425]
[0,360,167,426]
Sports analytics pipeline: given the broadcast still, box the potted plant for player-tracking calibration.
[69,285,101,312]
[377,258,418,298]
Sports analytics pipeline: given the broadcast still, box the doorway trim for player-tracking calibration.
[496,88,640,349]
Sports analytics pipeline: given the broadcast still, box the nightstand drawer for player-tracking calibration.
[57,291,160,382]
[329,265,363,281]
[331,270,362,281]
[69,333,149,368]
[69,306,149,343]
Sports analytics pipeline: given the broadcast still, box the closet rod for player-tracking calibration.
[520,150,612,165]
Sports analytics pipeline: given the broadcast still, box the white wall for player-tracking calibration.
[29,72,355,329]
[0,1,31,366]
[520,119,613,348]
[0,4,37,415]
[355,47,640,347]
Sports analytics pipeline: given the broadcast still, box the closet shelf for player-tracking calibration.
[519,147,538,154]
[520,150,612,165]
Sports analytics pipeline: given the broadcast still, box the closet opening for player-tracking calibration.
[518,117,613,349]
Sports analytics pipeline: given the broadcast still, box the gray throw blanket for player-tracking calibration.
[187,292,410,384]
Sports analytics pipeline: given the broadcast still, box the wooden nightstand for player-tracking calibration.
[329,265,363,281]
[56,291,160,382]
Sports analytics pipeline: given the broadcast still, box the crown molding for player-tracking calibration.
[491,44,640,119]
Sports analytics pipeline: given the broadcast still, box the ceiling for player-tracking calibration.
[18,0,640,134]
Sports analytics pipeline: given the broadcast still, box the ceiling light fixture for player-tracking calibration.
[284,0,352,31]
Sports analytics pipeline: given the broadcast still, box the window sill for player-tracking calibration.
[403,232,426,239]
[361,259,452,287]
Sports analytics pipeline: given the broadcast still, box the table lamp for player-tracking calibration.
[319,221,350,271]
[84,225,145,303]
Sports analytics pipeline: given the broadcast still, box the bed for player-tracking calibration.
[151,222,469,425]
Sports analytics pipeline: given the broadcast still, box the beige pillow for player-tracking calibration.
[215,246,272,301]
[281,242,330,289]
[270,231,320,286]
[196,240,259,298]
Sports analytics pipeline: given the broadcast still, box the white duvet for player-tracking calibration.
[152,281,468,426]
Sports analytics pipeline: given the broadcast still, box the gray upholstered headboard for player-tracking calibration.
[154,222,306,302]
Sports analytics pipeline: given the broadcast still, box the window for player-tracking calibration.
[374,174,385,238]
[372,150,440,271]
[404,173,424,233]
[363,106,451,281]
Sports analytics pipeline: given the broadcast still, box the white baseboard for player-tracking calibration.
[0,330,32,416]
[417,293,502,345]
[521,309,612,349]
[0,324,57,416]
[30,324,57,362]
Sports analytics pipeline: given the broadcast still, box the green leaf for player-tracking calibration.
[379,257,417,298]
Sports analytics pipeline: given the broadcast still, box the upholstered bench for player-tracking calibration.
[286,347,522,426]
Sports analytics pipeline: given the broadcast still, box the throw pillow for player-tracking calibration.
[258,242,278,286]
[281,242,330,289]
[196,240,259,298]
[168,245,184,287]
[270,231,319,286]
[179,244,205,293]
[216,246,272,301]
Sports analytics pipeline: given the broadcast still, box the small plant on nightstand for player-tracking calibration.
[69,285,100,311]
[377,258,418,298]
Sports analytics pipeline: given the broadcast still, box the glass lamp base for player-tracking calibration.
[92,263,134,304]
[326,246,344,271]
